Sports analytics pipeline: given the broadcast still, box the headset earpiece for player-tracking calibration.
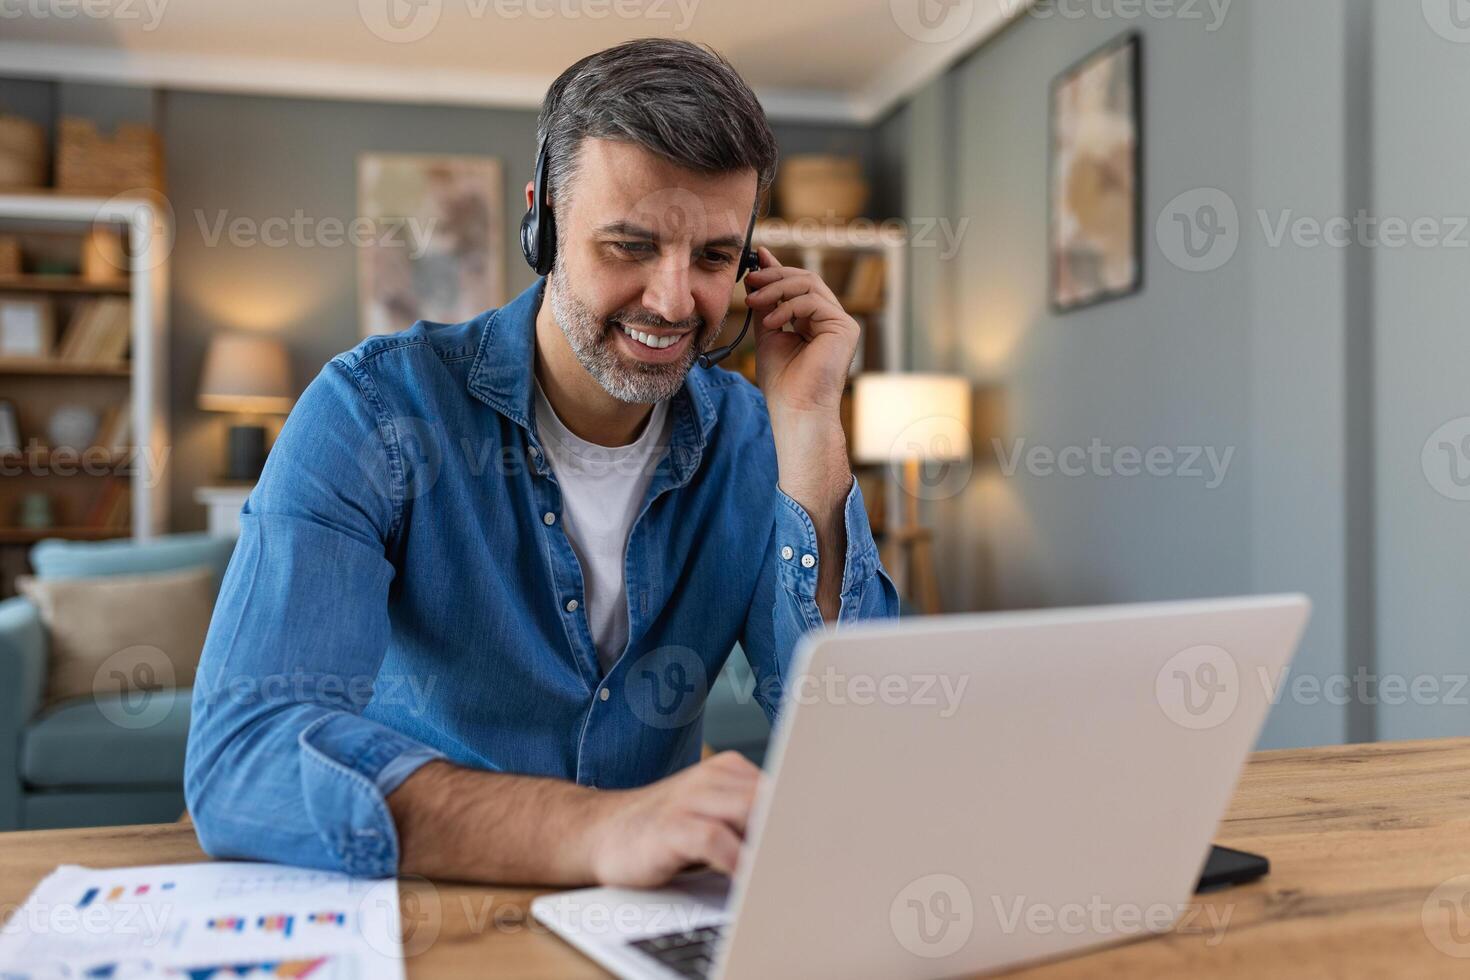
[520,141,556,276]
[698,206,762,370]
[738,242,761,281]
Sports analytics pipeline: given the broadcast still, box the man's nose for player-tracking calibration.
[641,256,696,325]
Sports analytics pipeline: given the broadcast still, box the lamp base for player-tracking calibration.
[882,525,942,616]
[879,458,943,615]
[225,424,268,482]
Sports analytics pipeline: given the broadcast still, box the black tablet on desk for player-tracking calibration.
[1196,844,1269,892]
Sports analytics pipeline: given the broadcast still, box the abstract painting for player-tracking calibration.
[1050,33,1142,312]
[357,153,504,336]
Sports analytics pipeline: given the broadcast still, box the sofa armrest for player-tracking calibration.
[0,595,47,829]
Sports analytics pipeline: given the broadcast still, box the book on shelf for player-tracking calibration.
[92,404,132,454]
[842,253,886,311]
[58,297,131,364]
[85,474,131,529]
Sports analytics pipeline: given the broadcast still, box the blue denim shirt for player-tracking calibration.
[185,279,899,877]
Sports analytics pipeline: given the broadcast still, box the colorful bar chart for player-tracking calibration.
[77,880,175,908]
[177,956,330,980]
[257,913,295,938]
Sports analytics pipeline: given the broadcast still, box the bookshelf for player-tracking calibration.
[0,192,170,584]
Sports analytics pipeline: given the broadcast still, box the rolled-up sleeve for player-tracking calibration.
[739,477,900,721]
[185,358,443,877]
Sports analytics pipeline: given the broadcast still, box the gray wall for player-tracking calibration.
[877,0,1363,748]
[159,91,874,533]
[159,91,542,530]
[1,77,876,531]
[1371,2,1470,740]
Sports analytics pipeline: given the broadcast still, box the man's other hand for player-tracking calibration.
[587,751,763,888]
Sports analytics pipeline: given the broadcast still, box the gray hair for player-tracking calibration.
[536,38,778,212]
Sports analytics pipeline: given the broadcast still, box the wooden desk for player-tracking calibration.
[3,738,1469,978]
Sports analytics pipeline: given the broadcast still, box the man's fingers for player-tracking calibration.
[742,246,781,282]
[745,270,836,310]
[762,294,855,338]
[705,750,761,776]
[743,249,838,301]
[744,275,811,310]
[684,781,759,836]
[669,817,743,876]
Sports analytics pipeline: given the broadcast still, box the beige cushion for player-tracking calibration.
[16,565,214,709]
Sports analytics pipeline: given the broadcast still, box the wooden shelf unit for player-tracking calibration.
[1,446,136,468]
[0,526,132,545]
[0,358,132,377]
[0,275,130,294]
[0,192,170,594]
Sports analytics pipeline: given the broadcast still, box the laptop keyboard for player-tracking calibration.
[629,924,726,978]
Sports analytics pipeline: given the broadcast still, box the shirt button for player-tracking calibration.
[599,688,610,702]
[542,511,556,526]
[565,599,579,612]
[780,546,794,561]
[801,553,816,569]
[529,445,541,459]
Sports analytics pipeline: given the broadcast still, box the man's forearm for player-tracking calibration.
[387,760,605,885]
[773,410,852,621]
[387,751,763,888]
[804,482,849,621]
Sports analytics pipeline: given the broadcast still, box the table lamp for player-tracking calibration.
[198,333,293,481]
[853,373,972,614]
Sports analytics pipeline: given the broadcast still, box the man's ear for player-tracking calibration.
[524,180,536,211]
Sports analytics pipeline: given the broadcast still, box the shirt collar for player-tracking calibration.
[466,277,721,479]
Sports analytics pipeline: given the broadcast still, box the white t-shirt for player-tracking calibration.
[533,381,671,674]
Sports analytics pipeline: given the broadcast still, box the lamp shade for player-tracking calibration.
[853,373,972,464]
[198,333,294,414]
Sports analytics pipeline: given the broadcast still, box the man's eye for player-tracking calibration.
[611,241,654,257]
[701,250,735,267]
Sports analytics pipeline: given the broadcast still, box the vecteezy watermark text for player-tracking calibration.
[1017,0,1232,31]
[993,438,1235,489]
[992,893,1233,945]
[359,0,700,44]
[194,210,437,257]
[0,0,168,30]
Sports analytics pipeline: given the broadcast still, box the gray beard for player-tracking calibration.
[547,260,725,405]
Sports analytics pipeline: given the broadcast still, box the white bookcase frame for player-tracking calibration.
[0,192,171,539]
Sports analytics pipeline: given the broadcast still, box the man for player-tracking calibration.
[185,39,898,888]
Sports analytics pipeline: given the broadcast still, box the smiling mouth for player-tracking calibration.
[617,322,689,351]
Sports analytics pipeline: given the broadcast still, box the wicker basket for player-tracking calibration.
[56,117,165,196]
[776,155,870,223]
[0,114,47,190]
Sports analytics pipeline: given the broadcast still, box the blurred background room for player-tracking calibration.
[1,0,1467,830]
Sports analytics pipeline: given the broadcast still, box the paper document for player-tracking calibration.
[0,861,406,979]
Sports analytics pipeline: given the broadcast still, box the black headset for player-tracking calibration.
[519,139,762,369]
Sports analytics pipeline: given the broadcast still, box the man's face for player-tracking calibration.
[544,138,756,404]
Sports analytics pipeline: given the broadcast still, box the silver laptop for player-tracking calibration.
[534,594,1310,979]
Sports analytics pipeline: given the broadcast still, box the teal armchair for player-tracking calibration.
[0,533,235,831]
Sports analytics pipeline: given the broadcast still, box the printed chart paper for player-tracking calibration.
[0,862,405,980]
